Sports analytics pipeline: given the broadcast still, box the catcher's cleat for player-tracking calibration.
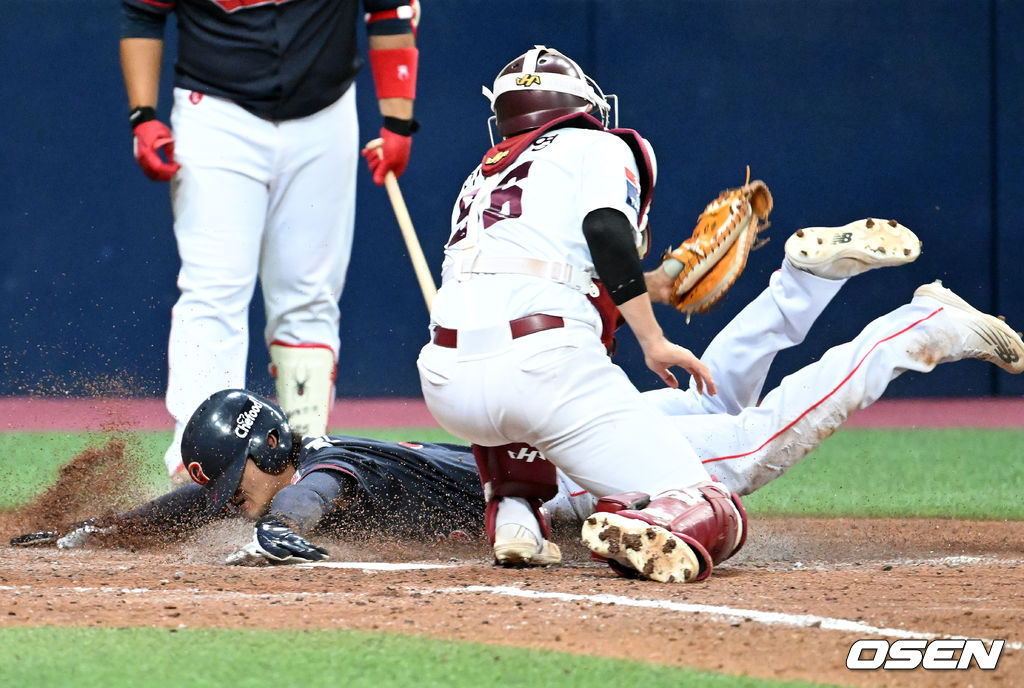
[492,523,562,567]
[913,280,1024,374]
[581,513,702,583]
[784,218,921,280]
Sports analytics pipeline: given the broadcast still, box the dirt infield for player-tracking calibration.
[1,514,1022,686]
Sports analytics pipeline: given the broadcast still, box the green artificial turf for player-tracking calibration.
[0,627,839,688]
[739,428,1024,519]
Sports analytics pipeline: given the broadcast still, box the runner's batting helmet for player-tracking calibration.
[483,45,613,138]
[181,389,294,508]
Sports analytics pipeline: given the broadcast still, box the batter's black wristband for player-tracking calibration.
[383,116,420,137]
[129,106,157,130]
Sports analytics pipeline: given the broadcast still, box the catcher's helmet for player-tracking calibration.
[180,389,294,509]
[483,45,613,139]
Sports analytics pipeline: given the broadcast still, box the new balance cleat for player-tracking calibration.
[785,218,921,279]
[913,280,1024,374]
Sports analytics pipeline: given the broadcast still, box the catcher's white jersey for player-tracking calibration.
[419,127,714,498]
[431,128,644,330]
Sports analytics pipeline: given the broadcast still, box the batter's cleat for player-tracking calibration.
[913,280,1024,374]
[785,218,921,279]
[492,524,562,567]
[581,513,702,583]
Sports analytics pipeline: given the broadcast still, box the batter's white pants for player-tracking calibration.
[162,88,358,473]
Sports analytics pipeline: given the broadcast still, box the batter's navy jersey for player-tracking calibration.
[123,0,413,121]
[293,436,485,536]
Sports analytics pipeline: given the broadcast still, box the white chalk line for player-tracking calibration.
[441,585,1023,651]
[296,561,459,571]
[777,554,1024,571]
[3,569,1020,652]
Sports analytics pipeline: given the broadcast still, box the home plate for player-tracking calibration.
[297,561,460,571]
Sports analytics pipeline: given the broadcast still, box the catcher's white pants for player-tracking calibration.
[162,87,358,473]
[418,320,713,498]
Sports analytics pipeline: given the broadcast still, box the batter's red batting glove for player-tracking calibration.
[362,118,418,185]
[130,106,180,182]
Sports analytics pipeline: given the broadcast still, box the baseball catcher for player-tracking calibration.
[659,170,773,320]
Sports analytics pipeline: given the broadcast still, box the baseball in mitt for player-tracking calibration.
[660,171,773,320]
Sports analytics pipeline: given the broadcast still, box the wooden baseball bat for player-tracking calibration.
[365,138,437,311]
[384,170,437,311]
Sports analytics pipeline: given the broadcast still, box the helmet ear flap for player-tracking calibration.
[252,427,292,475]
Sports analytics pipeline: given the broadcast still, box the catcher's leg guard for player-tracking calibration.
[474,444,561,567]
[581,482,747,583]
[269,343,336,438]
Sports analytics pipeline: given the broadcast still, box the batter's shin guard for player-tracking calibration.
[269,343,336,438]
[581,482,747,583]
[474,444,561,566]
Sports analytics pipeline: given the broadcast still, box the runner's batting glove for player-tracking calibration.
[225,515,329,566]
[130,106,181,182]
[57,519,118,549]
[361,118,418,185]
[10,530,60,547]
[9,518,117,549]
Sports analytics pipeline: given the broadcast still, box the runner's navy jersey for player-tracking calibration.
[293,436,485,536]
[110,436,485,540]
[123,0,411,121]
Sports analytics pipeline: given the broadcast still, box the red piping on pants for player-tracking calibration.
[702,307,943,465]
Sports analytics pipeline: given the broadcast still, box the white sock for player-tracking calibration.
[494,497,543,542]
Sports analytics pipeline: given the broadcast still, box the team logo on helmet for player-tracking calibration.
[187,461,210,486]
[515,74,542,87]
[234,399,264,438]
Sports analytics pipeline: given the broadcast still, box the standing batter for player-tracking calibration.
[417,46,745,583]
[119,0,421,484]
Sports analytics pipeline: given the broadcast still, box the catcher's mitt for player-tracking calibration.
[661,171,773,319]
